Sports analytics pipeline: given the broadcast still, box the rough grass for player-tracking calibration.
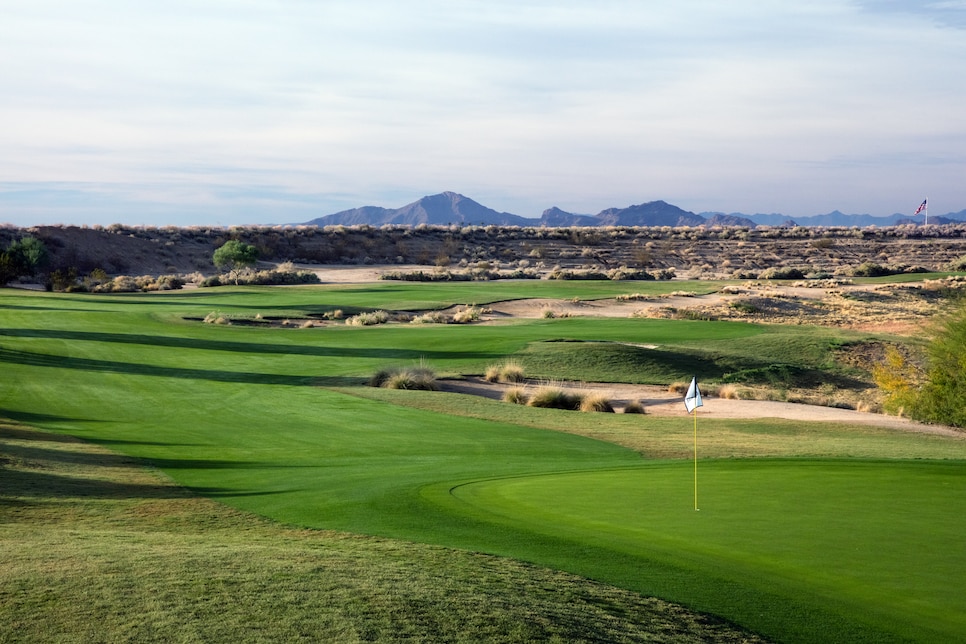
[0,421,763,643]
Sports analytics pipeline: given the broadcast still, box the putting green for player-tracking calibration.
[445,459,966,642]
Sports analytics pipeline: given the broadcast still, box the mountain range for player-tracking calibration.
[299,191,966,228]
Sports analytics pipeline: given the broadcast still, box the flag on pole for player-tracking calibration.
[915,198,928,215]
[684,376,703,414]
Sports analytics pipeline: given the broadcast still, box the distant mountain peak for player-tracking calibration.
[298,194,966,228]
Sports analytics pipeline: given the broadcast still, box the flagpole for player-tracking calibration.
[693,408,699,511]
[684,376,703,511]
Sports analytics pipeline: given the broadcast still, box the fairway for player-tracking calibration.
[447,460,966,642]
[3,283,966,642]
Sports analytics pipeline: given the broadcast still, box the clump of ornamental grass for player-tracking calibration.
[668,381,689,395]
[527,384,583,410]
[502,387,530,405]
[579,392,615,413]
[203,311,232,325]
[484,361,526,383]
[370,365,438,391]
[622,400,646,414]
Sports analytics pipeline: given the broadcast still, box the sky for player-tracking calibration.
[1,0,964,227]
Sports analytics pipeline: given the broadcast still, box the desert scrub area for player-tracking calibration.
[7,222,966,287]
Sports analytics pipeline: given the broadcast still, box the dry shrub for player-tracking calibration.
[485,361,526,384]
[622,400,646,414]
[502,387,529,405]
[667,381,689,394]
[717,384,742,400]
[376,366,439,391]
[580,392,615,413]
[411,311,449,324]
[528,385,583,410]
[346,310,390,326]
[203,311,231,325]
[452,306,481,323]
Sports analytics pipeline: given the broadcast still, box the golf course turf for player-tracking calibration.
[2,282,965,642]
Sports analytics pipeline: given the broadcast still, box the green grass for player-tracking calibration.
[2,284,965,642]
[2,422,758,643]
[443,460,966,643]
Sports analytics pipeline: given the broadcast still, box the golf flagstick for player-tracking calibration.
[684,377,703,511]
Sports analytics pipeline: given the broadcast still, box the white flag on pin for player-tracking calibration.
[684,376,703,414]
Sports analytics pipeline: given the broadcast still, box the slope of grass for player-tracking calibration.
[1,421,761,643]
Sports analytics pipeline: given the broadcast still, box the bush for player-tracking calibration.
[852,262,894,278]
[622,400,646,414]
[410,311,449,324]
[345,310,390,326]
[527,385,583,410]
[759,266,805,280]
[904,308,966,427]
[452,307,481,324]
[485,361,526,383]
[579,393,615,413]
[502,388,529,405]
[370,366,438,391]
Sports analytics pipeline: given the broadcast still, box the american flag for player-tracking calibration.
[915,198,928,215]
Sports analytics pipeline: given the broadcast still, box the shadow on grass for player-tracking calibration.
[0,327,498,360]
[0,469,272,500]
[1,442,280,472]
[0,346,363,387]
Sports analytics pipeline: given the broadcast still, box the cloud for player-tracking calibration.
[1,1,964,225]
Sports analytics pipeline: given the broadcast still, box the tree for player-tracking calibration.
[0,236,48,285]
[213,240,259,284]
[875,301,966,428]
[913,305,966,428]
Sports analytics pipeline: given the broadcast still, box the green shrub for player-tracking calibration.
[852,262,894,278]
[759,266,805,280]
[906,307,966,427]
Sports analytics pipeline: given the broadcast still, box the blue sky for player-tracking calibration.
[2,1,964,226]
